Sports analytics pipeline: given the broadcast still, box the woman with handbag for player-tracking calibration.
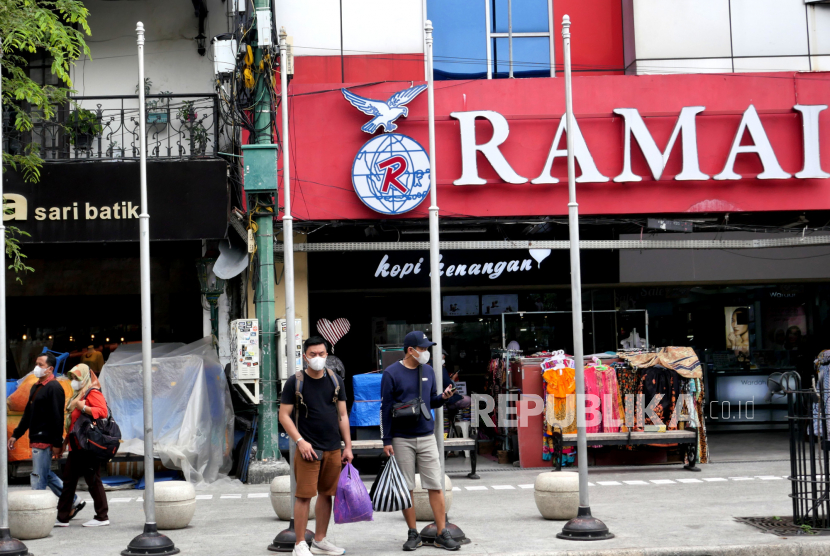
[55,364,110,528]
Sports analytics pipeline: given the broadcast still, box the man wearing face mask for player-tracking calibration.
[9,354,84,520]
[279,336,352,556]
[380,331,459,551]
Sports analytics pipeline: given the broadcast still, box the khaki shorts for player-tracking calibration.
[392,435,443,491]
[294,449,341,499]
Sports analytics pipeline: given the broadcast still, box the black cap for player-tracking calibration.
[403,331,436,352]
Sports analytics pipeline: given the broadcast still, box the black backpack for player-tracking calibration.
[70,388,122,461]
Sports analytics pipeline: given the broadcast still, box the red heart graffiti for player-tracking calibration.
[316,318,351,349]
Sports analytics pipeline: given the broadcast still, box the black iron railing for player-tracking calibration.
[787,374,830,530]
[2,93,219,161]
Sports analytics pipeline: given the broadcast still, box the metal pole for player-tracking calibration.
[557,15,612,542]
[547,0,555,77]
[136,21,156,528]
[279,21,297,489]
[485,0,492,79]
[420,21,466,545]
[253,0,278,467]
[508,0,513,78]
[123,22,179,556]
[0,37,29,556]
[426,19,443,474]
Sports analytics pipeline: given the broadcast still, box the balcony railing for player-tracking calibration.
[2,93,219,162]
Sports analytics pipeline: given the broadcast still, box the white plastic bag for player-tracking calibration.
[370,456,412,512]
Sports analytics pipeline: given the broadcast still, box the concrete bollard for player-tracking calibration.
[412,474,453,521]
[9,490,58,540]
[270,475,316,521]
[534,471,579,520]
[154,481,197,530]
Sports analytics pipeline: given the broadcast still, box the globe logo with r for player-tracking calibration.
[351,134,431,216]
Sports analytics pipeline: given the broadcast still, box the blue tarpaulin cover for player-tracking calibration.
[350,373,382,427]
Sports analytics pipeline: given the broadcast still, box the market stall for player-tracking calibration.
[512,347,709,469]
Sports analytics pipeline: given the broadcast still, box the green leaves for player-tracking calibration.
[1,0,91,280]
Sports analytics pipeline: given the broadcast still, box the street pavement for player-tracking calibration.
[16,455,830,556]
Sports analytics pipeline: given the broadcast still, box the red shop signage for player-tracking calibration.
[279,72,830,220]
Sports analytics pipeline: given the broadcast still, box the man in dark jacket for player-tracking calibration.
[381,331,459,552]
[8,353,83,518]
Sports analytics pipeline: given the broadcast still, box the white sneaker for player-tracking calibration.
[82,519,110,527]
[311,537,346,555]
[292,541,313,556]
[54,521,69,528]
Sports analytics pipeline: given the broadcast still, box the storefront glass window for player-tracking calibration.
[428,0,553,80]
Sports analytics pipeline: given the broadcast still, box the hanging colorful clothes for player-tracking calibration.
[636,365,682,430]
[597,366,624,433]
[583,365,602,433]
[543,367,576,434]
[615,365,639,432]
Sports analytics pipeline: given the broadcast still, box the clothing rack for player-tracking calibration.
[489,349,522,453]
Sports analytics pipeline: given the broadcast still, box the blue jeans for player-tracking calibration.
[31,447,78,505]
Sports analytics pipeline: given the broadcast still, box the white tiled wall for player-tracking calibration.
[275,0,424,57]
[625,0,830,75]
[730,0,809,57]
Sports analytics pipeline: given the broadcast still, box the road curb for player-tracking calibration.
[461,541,830,556]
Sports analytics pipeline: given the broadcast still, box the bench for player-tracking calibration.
[351,437,480,479]
[551,429,701,472]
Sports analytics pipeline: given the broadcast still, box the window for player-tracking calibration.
[429,0,555,80]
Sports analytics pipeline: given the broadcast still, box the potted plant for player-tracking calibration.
[177,101,198,124]
[190,124,209,155]
[137,79,170,125]
[65,108,102,149]
[107,140,124,158]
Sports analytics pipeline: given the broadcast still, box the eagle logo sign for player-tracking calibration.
[341,85,427,134]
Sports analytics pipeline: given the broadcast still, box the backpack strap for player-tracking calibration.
[326,368,342,421]
[326,369,340,404]
[293,370,308,423]
[82,388,112,421]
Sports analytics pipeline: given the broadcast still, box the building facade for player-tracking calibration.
[268,0,830,431]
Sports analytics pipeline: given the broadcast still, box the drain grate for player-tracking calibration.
[735,516,830,537]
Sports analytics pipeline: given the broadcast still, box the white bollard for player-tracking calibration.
[154,482,196,530]
[9,490,58,540]
[534,471,579,520]
[270,475,316,521]
[412,474,453,521]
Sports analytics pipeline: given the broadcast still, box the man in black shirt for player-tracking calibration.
[279,336,353,556]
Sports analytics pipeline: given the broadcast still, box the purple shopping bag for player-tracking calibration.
[334,462,374,524]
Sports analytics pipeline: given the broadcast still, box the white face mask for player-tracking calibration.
[33,366,47,379]
[307,356,326,372]
[70,380,82,391]
[412,349,430,365]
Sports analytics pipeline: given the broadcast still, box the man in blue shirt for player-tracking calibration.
[381,331,459,552]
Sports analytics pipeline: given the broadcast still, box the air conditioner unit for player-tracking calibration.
[230,318,260,404]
